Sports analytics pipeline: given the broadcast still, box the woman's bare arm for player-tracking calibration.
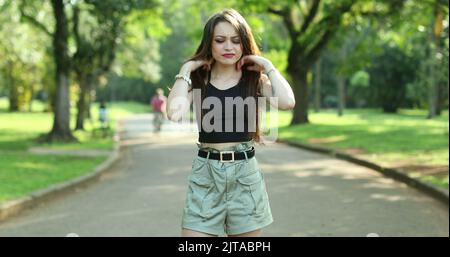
[238,56,295,110]
[167,66,192,122]
[167,60,209,121]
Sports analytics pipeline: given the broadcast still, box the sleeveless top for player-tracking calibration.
[197,72,254,143]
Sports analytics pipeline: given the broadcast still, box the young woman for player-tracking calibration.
[167,9,295,237]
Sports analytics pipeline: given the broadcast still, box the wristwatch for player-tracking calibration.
[264,67,277,76]
[175,74,192,87]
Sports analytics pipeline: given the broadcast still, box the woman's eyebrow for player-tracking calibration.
[215,35,240,38]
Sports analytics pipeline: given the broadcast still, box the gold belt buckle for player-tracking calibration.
[219,151,235,163]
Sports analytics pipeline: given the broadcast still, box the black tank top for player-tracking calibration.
[197,73,253,143]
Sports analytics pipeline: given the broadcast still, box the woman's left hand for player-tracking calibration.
[237,55,273,72]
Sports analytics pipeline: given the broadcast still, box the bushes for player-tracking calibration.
[96,75,159,103]
[368,44,417,113]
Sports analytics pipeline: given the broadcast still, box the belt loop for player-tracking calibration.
[244,150,249,163]
[206,151,211,162]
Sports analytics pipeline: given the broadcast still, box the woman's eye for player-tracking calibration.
[215,40,240,44]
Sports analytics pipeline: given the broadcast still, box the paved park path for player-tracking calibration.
[0,114,448,236]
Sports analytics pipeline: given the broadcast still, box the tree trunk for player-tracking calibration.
[314,57,322,113]
[427,0,443,119]
[7,61,19,112]
[436,80,447,115]
[426,43,437,119]
[434,3,446,116]
[427,77,438,119]
[75,74,89,130]
[289,67,309,125]
[287,42,310,125]
[28,75,35,112]
[43,0,76,142]
[86,88,93,120]
[337,76,345,116]
[267,1,359,125]
[75,73,94,130]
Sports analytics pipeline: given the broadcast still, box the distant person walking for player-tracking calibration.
[150,88,167,132]
[99,101,109,129]
[96,101,110,138]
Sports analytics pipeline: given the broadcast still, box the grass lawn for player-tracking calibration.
[0,153,105,202]
[275,108,449,189]
[0,98,151,204]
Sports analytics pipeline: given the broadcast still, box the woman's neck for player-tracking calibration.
[211,63,239,79]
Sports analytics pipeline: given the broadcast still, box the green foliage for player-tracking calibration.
[368,44,417,113]
[372,0,448,111]
[262,49,288,78]
[330,24,381,76]
[347,70,370,108]
[84,0,159,17]
[1,0,448,116]
[0,0,52,111]
[113,6,169,82]
[96,74,156,103]
[350,70,369,88]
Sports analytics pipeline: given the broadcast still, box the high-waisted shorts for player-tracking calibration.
[181,141,273,236]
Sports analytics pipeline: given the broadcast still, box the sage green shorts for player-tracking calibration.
[181,141,273,236]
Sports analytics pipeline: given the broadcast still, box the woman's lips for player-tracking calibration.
[222,54,235,58]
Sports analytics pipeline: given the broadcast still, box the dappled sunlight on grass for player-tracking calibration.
[307,135,347,144]
[278,108,449,189]
[13,161,54,171]
[38,129,114,151]
[0,100,151,151]
[278,108,448,155]
[0,113,52,132]
[0,153,104,203]
[0,100,153,203]
[421,175,449,188]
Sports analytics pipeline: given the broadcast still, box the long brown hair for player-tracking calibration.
[187,9,262,143]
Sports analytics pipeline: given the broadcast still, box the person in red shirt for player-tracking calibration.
[150,88,167,132]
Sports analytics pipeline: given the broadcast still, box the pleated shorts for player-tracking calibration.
[181,142,273,236]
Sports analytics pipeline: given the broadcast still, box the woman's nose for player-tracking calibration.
[224,40,233,50]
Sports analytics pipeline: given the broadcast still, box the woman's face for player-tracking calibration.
[211,21,243,66]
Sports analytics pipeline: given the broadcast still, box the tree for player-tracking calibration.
[19,0,159,135]
[48,0,74,141]
[72,0,160,130]
[392,0,449,116]
[0,0,49,112]
[19,0,75,142]
[264,0,406,124]
[426,0,448,118]
[327,20,377,114]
